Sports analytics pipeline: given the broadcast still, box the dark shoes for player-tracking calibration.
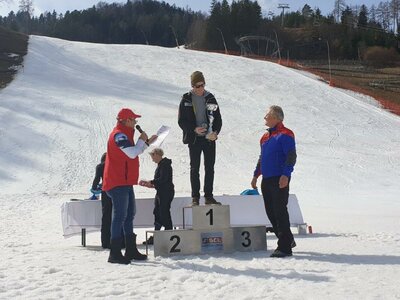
[264,228,296,248]
[205,197,221,205]
[125,234,147,261]
[108,238,131,264]
[266,227,274,233]
[270,249,293,258]
[191,197,199,206]
[191,197,222,206]
[142,236,154,245]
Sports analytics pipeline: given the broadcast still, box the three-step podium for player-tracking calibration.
[147,205,267,257]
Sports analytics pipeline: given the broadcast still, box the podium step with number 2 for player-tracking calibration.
[149,205,267,257]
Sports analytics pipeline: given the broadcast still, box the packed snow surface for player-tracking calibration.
[0,36,399,299]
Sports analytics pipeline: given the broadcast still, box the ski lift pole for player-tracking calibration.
[169,25,180,49]
[327,40,333,86]
[216,27,228,55]
[274,30,281,64]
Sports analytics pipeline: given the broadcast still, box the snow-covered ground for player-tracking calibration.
[0,36,399,299]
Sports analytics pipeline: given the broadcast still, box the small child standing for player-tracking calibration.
[140,148,175,245]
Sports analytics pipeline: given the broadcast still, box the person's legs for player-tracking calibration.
[159,190,174,230]
[122,187,135,237]
[153,195,162,231]
[105,186,131,264]
[107,186,130,240]
[143,196,159,245]
[274,182,293,254]
[261,178,278,234]
[203,140,216,198]
[189,140,202,200]
[101,191,112,248]
[263,177,293,254]
[121,187,147,260]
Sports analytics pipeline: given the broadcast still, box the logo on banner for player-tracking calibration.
[201,232,223,252]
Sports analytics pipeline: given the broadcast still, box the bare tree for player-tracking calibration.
[333,0,346,23]
[390,0,400,33]
[18,0,34,16]
[370,4,377,23]
[376,1,391,30]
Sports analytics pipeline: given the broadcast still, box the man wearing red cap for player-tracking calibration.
[103,108,157,264]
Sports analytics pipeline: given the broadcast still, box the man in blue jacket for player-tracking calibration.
[251,105,297,257]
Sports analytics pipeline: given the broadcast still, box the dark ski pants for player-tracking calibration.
[153,190,174,231]
[188,137,216,198]
[261,176,294,254]
[101,191,112,248]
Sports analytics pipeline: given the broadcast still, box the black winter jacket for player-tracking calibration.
[92,162,104,190]
[151,158,174,195]
[178,91,222,144]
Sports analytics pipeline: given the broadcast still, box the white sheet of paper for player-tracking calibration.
[150,125,170,148]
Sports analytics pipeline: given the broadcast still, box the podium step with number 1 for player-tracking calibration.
[149,204,267,257]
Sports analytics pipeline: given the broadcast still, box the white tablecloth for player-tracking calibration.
[61,195,305,237]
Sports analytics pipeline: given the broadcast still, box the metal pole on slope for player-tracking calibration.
[327,40,333,86]
[141,30,149,45]
[169,25,180,49]
[274,30,281,64]
[265,36,269,59]
[216,27,228,55]
[287,50,290,66]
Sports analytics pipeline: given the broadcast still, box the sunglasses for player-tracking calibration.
[194,83,205,88]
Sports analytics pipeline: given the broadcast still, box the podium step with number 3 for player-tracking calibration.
[148,204,267,257]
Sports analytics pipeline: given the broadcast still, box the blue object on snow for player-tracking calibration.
[240,188,260,195]
[90,188,102,195]
[89,194,98,200]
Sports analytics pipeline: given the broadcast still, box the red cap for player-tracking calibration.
[117,108,141,120]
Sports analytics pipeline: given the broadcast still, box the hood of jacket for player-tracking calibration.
[158,157,172,166]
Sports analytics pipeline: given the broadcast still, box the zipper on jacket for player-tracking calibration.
[125,161,128,181]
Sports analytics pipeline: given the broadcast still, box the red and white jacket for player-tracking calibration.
[103,123,147,191]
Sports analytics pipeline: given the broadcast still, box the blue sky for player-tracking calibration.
[0,0,383,17]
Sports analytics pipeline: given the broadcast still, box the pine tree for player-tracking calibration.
[302,4,313,19]
[358,4,368,27]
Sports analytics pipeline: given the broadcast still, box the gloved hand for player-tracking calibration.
[89,194,99,200]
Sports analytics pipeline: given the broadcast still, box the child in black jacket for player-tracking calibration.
[140,148,175,244]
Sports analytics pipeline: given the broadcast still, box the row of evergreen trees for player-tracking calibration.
[0,0,399,61]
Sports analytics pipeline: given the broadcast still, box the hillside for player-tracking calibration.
[0,36,399,299]
[0,26,28,88]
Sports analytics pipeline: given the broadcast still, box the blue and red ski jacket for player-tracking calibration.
[253,122,297,179]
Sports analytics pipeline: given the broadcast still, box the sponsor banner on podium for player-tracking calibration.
[201,232,224,253]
